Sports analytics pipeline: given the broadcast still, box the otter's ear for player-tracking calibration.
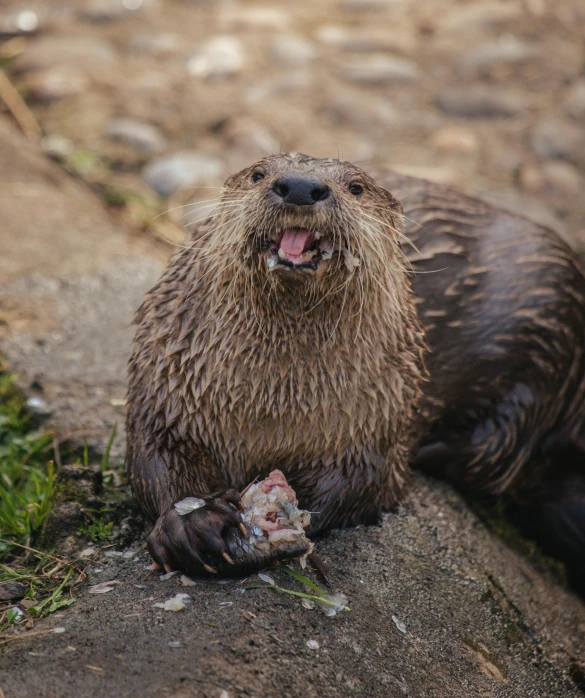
[381,187,403,215]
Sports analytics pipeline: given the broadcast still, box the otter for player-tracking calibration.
[126,153,585,589]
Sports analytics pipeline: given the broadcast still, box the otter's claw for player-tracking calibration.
[147,489,245,576]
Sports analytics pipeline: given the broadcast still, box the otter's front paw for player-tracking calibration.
[147,490,245,575]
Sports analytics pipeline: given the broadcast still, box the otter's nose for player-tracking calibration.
[272,173,330,206]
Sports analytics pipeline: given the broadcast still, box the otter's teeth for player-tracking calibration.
[314,231,322,239]
[277,247,287,260]
[267,256,278,269]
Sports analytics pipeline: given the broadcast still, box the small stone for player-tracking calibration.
[245,73,312,104]
[41,134,75,159]
[80,0,131,22]
[392,615,407,633]
[0,582,27,602]
[306,639,320,649]
[0,10,40,36]
[431,127,479,155]
[531,119,585,165]
[25,395,51,415]
[437,3,523,35]
[12,37,117,74]
[218,6,290,31]
[187,36,244,80]
[168,641,183,648]
[315,25,415,54]
[455,36,536,78]
[142,151,223,197]
[436,86,527,118]
[340,0,404,11]
[340,55,419,85]
[564,80,585,121]
[519,162,583,201]
[269,34,317,65]
[128,32,184,57]
[24,66,89,103]
[323,93,401,129]
[103,118,166,154]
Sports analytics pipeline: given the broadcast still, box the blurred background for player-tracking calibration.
[0,0,584,248]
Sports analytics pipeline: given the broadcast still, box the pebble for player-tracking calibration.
[530,119,585,165]
[323,93,401,129]
[128,32,184,57]
[519,161,583,200]
[436,86,527,118]
[187,36,244,80]
[103,117,166,153]
[455,36,536,78]
[0,581,27,602]
[340,55,419,85]
[12,37,117,74]
[315,25,415,54]
[245,73,312,104]
[269,34,317,65]
[0,9,40,35]
[306,639,320,650]
[142,151,223,197]
[218,6,290,31]
[25,396,51,415]
[564,80,585,121]
[340,0,404,12]
[41,134,75,159]
[437,2,523,35]
[431,127,479,155]
[24,66,89,102]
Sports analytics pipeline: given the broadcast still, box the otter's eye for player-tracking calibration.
[349,183,363,196]
[251,171,265,183]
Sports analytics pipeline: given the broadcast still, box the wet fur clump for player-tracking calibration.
[126,153,426,543]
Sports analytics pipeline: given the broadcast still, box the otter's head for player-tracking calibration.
[205,154,404,295]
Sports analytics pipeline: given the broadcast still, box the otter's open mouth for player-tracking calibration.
[265,227,360,272]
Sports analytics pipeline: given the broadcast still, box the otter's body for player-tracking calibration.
[127,154,585,587]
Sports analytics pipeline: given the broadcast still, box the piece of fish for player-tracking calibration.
[223,470,313,573]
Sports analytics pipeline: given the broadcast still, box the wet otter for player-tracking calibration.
[127,153,585,588]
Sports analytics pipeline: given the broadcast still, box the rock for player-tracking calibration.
[40,501,86,549]
[128,31,184,57]
[340,0,404,11]
[315,25,415,54]
[519,162,584,201]
[340,54,420,85]
[79,0,131,23]
[436,86,527,118]
[437,2,523,35]
[245,73,312,104]
[564,80,585,121]
[0,581,27,602]
[225,121,279,155]
[531,119,585,166]
[187,36,244,80]
[0,9,40,36]
[12,37,117,74]
[55,464,104,504]
[322,92,401,128]
[268,34,317,65]
[455,36,536,78]
[142,151,223,197]
[431,127,479,155]
[23,66,89,102]
[218,6,290,31]
[103,118,166,154]
[26,395,51,416]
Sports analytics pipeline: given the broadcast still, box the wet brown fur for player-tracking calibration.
[127,154,585,588]
[126,154,426,537]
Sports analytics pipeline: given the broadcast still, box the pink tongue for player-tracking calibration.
[280,228,314,257]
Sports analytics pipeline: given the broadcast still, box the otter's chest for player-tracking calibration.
[186,333,397,462]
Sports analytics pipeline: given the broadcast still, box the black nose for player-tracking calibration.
[272,173,330,206]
